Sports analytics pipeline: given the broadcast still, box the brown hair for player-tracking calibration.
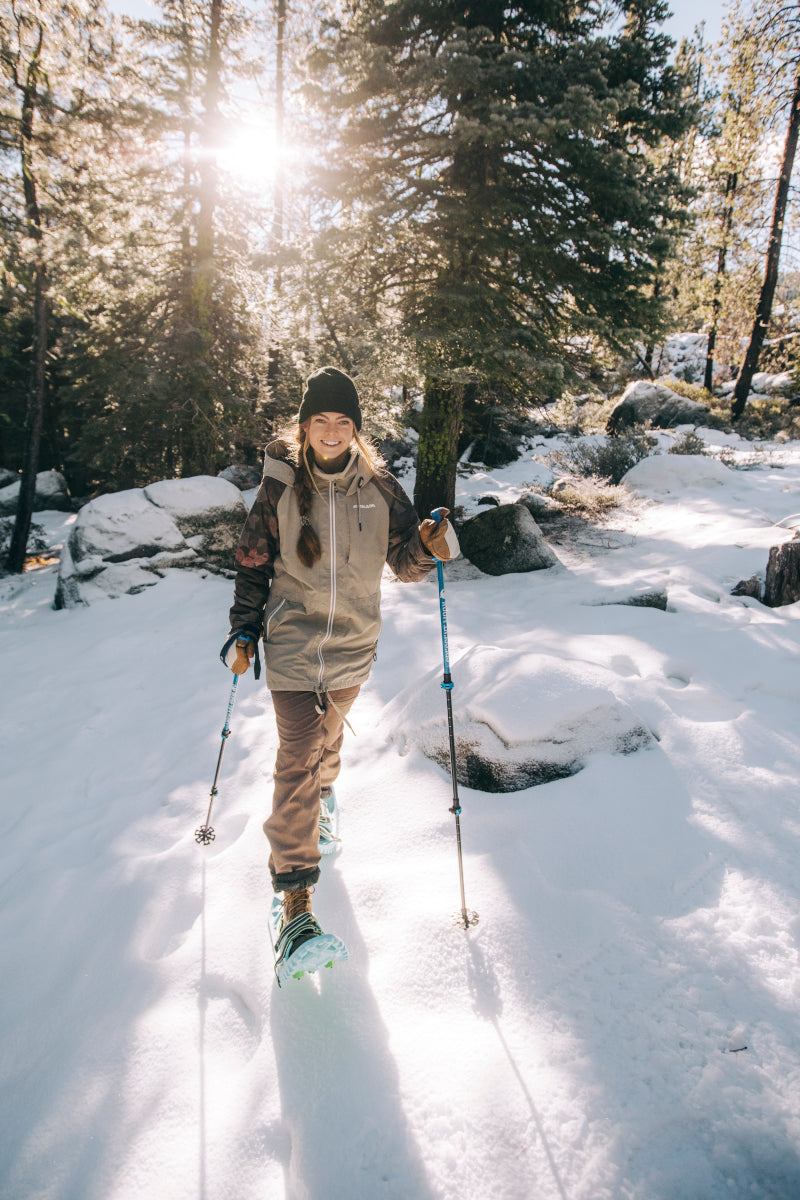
[274,423,387,568]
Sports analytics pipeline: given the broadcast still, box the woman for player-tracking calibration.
[222,366,459,984]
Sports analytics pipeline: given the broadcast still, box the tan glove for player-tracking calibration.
[227,637,255,674]
[419,508,461,561]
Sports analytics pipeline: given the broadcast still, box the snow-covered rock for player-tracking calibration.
[385,645,654,792]
[144,476,247,569]
[0,469,71,516]
[458,503,558,575]
[607,381,710,434]
[622,453,733,493]
[69,489,186,563]
[763,371,797,397]
[55,476,246,607]
[654,332,709,383]
[218,463,262,490]
[714,371,796,401]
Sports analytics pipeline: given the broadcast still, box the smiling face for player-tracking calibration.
[305,411,356,471]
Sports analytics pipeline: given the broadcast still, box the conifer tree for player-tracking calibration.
[0,0,120,571]
[309,0,693,512]
[65,0,274,487]
[731,0,800,417]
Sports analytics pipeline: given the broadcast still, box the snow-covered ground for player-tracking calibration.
[3,430,800,1200]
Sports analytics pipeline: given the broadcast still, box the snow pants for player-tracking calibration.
[265,685,361,893]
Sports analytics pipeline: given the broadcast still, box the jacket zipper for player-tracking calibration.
[317,480,337,687]
[265,597,286,639]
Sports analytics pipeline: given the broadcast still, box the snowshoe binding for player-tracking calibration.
[270,893,348,987]
[318,786,341,856]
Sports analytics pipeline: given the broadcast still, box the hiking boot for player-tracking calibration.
[270,888,349,986]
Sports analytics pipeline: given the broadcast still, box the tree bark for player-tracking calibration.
[764,537,800,607]
[704,170,737,392]
[181,0,224,476]
[413,378,465,517]
[732,73,800,419]
[8,28,48,575]
[267,0,286,403]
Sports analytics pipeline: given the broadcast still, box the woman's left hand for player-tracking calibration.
[419,508,460,561]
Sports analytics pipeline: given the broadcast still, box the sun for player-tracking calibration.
[217,122,287,188]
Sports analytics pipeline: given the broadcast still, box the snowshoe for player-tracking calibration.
[270,894,348,986]
[318,786,341,856]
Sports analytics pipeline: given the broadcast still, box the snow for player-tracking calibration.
[622,452,734,492]
[70,488,187,560]
[144,475,246,521]
[385,646,654,790]
[4,437,800,1199]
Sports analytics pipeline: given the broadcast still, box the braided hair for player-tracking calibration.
[276,423,387,568]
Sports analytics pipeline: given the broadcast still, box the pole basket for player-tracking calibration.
[453,909,480,929]
[195,824,216,845]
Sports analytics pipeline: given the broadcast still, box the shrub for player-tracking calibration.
[668,430,707,455]
[550,479,621,518]
[734,398,800,442]
[551,430,657,485]
[660,376,714,405]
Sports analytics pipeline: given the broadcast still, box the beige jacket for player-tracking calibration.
[229,443,435,692]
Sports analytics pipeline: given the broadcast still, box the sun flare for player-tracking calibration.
[217,123,287,187]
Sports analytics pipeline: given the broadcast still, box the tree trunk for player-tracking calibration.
[413,378,465,517]
[181,0,224,476]
[7,268,48,573]
[764,537,800,607]
[8,29,48,575]
[266,0,286,403]
[732,73,800,419]
[704,170,737,392]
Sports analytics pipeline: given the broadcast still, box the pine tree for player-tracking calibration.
[731,0,800,417]
[307,0,694,513]
[0,0,121,571]
[64,0,275,488]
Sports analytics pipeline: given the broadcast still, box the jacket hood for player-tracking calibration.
[263,439,375,495]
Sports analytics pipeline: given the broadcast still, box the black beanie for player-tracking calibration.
[298,366,362,431]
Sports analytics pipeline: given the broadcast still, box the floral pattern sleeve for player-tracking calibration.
[227,478,284,635]
[381,473,437,582]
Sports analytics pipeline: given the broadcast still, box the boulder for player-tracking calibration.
[218,463,262,490]
[607,380,709,434]
[55,475,247,607]
[68,489,187,564]
[516,491,562,521]
[459,503,558,575]
[732,575,763,601]
[0,469,72,516]
[383,645,654,793]
[144,476,247,569]
[764,371,797,398]
[653,333,709,383]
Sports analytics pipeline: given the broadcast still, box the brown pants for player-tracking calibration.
[264,685,360,893]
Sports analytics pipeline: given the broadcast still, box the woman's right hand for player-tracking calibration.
[221,631,256,673]
[230,639,255,673]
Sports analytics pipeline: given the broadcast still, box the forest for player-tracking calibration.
[2,0,800,571]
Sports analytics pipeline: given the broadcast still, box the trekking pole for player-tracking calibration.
[195,674,240,845]
[431,508,479,930]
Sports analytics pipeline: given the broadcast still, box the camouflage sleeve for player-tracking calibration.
[381,472,437,582]
[227,478,284,634]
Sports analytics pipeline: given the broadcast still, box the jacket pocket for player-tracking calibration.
[264,597,288,641]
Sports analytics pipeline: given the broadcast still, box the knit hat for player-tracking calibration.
[298,366,362,431]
